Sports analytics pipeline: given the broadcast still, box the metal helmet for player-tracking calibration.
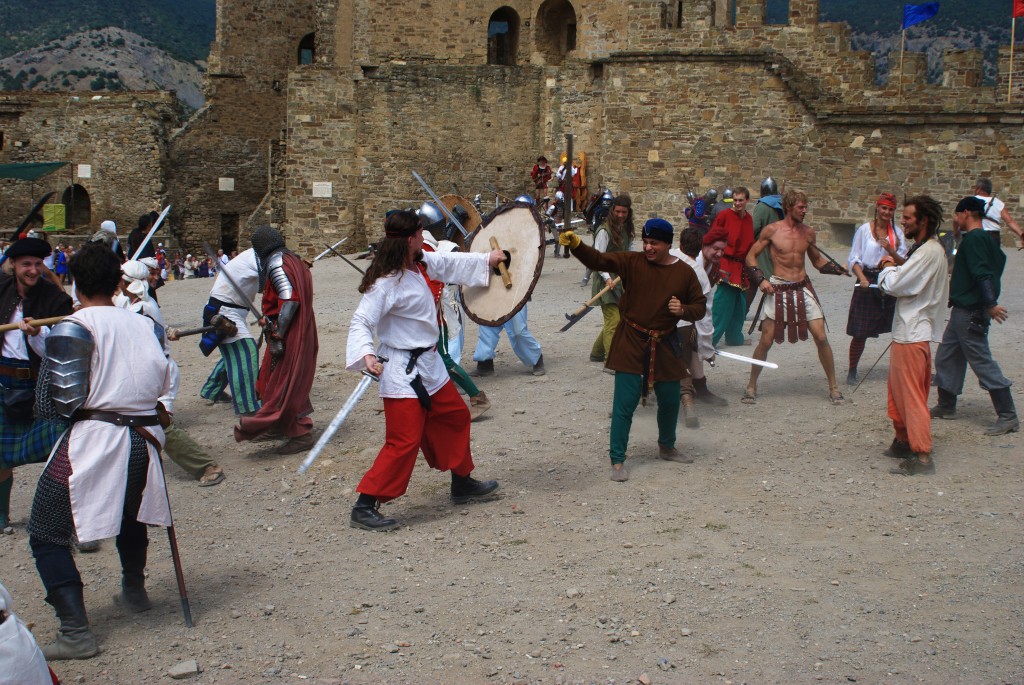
[514,194,536,206]
[760,176,779,197]
[554,190,565,202]
[685,190,697,205]
[416,201,445,232]
[723,187,734,201]
[704,188,719,206]
[600,188,615,206]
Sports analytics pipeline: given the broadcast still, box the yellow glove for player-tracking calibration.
[558,231,581,249]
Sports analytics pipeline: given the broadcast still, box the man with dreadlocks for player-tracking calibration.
[876,195,949,476]
[589,195,634,366]
[234,226,318,455]
[345,210,505,531]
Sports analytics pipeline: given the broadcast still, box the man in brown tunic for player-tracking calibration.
[560,218,706,481]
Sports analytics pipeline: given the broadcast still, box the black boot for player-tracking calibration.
[41,585,99,660]
[350,494,398,531]
[985,387,1020,436]
[929,387,958,419]
[473,359,495,377]
[883,438,912,458]
[116,535,151,613]
[451,473,499,504]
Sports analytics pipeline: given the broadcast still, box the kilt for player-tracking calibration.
[0,356,65,470]
[846,284,896,339]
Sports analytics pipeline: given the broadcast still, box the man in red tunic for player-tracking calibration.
[234,226,319,454]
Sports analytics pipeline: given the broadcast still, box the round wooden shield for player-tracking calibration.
[438,194,482,252]
[461,203,546,327]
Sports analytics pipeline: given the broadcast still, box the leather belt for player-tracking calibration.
[72,411,160,427]
[0,364,35,380]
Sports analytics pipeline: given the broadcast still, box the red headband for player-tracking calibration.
[876,193,897,209]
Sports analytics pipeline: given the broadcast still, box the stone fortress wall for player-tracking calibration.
[2,0,1022,252]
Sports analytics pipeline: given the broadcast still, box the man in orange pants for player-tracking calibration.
[877,195,949,475]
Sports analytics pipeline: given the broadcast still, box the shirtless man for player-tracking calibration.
[743,189,849,405]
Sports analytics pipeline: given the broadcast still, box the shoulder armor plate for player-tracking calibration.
[46,320,94,419]
[267,251,294,300]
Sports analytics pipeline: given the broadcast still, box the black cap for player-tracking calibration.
[954,196,986,214]
[5,237,52,260]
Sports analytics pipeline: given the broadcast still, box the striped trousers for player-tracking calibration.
[200,338,261,415]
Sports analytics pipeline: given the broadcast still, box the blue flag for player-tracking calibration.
[902,2,940,29]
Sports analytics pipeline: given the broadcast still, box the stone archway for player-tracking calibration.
[61,184,91,228]
[487,7,520,66]
[535,0,577,66]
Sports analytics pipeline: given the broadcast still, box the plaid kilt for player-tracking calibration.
[0,357,65,470]
[846,285,896,339]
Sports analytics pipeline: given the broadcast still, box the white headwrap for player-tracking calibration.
[140,257,160,270]
[121,260,151,300]
[100,220,117,234]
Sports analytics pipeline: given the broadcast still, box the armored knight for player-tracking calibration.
[234,226,319,455]
[28,242,174,660]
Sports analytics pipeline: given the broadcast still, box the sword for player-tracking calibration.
[313,237,348,262]
[851,341,891,395]
[202,242,264,321]
[815,245,851,276]
[298,355,388,475]
[560,277,621,332]
[322,242,365,275]
[709,349,779,369]
[412,170,470,238]
[131,205,171,260]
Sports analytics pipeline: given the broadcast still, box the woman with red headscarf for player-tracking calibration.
[845,192,908,385]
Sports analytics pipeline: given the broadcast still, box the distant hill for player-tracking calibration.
[0,0,214,64]
[0,27,204,109]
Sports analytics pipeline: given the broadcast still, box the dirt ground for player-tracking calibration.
[2,236,1022,685]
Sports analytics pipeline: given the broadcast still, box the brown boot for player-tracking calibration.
[469,391,491,421]
[681,393,699,429]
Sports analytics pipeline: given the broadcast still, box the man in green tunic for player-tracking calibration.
[561,219,706,481]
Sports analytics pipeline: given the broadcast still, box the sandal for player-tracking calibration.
[829,390,845,405]
[198,465,225,487]
[741,389,757,405]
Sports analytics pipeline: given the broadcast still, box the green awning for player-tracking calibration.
[0,162,68,181]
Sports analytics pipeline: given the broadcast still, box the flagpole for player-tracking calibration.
[899,29,906,97]
[1011,18,1017,103]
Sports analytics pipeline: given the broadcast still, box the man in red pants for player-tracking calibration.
[345,210,506,531]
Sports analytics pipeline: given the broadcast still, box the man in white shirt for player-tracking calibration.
[877,195,949,476]
[974,177,1023,249]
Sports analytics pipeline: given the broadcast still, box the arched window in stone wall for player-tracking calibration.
[660,1,684,29]
[488,7,520,66]
[61,184,90,228]
[298,33,315,65]
[535,0,577,66]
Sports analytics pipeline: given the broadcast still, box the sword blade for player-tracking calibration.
[297,372,378,474]
[323,243,365,275]
[411,170,470,238]
[714,349,779,369]
[131,205,171,260]
[313,237,348,262]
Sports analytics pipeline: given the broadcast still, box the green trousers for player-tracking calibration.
[164,424,215,479]
[610,373,680,465]
[712,282,747,347]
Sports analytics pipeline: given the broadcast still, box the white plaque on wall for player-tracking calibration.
[219,177,235,191]
[312,182,333,198]
[77,164,92,178]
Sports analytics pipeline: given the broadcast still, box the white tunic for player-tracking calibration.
[58,307,175,543]
[209,248,259,343]
[878,240,949,344]
[0,582,51,685]
[848,222,908,269]
[346,251,490,398]
[975,194,1005,234]
[670,249,716,361]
